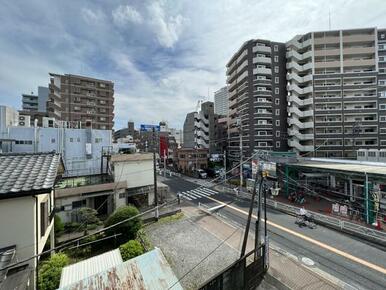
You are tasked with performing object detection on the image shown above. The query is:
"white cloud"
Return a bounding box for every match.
[112,5,143,26]
[147,1,188,48]
[81,8,105,24]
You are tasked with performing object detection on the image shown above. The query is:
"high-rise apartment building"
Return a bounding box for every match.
[287,27,386,158]
[47,73,114,130]
[214,86,229,116]
[226,39,288,160]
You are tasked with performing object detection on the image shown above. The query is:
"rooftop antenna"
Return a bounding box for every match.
[328,8,331,30]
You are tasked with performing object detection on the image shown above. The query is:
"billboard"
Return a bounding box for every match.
[252,159,277,178]
[140,124,160,132]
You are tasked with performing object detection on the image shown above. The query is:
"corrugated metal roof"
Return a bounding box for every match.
[59,249,123,288]
[58,247,183,290]
[0,152,61,195]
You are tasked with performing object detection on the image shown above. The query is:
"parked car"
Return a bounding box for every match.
[205,168,220,178]
[195,169,207,179]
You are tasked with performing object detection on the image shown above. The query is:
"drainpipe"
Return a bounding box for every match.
[34,195,39,289]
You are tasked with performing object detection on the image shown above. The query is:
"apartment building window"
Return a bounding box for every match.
[274,66,279,73]
[100,117,106,121]
[380,57,385,62]
[275,88,279,94]
[77,137,81,142]
[275,77,279,84]
[380,104,386,110]
[258,142,267,147]
[274,56,278,62]
[381,33,385,39]
[379,44,385,50]
[274,45,278,52]
[276,120,280,126]
[69,138,74,142]
[275,109,280,115]
[275,99,280,105]
[380,116,386,122]
[100,83,106,88]
[258,120,267,125]
[276,141,281,148]
[100,100,106,105]
[51,138,56,143]
[95,138,103,143]
[276,131,280,137]
[380,128,386,134]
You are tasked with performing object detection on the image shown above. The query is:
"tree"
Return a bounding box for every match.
[38,253,69,290]
[119,240,144,261]
[54,215,64,236]
[76,207,100,228]
[104,205,142,242]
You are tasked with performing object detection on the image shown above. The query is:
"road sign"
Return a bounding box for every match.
[140,124,160,132]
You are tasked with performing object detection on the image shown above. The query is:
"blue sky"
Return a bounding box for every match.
[1,0,386,129]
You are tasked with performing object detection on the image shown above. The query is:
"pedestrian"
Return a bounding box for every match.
[177,192,181,205]
[234,187,239,196]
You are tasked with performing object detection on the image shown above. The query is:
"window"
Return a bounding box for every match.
[380,128,386,134]
[380,44,385,50]
[381,116,386,122]
[274,56,278,62]
[274,66,279,73]
[276,141,281,148]
[275,99,280,105]
[40,201,48,237]
[258,120,267,125]
[274,45,278,52]
[276,120,280,126]
[77,137,80,142]
[258,142,267,147]
[51,138,56,143]
[72,200,86,209]
[95,138,103,143]
[275,77,279,84]
[276,131,280,137]
[381,33,385,39]
[275,88,279,94]
[380,104,386,110]
[69,138,73,142]
[275,109,280,115]
[380,56,385,62]
[368,151,376,157]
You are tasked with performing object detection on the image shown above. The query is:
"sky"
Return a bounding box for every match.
[1,0,386,130]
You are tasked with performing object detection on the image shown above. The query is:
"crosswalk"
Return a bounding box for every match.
[180,187,218,201]
[182,176,215,188]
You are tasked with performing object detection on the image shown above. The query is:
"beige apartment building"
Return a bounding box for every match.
[47,73,114,130]
[287,27,386,158]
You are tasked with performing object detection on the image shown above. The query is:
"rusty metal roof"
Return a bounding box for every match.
[59,249,123,288]
[58,247,183,290]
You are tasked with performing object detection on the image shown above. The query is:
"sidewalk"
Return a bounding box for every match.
[182,206,348,290]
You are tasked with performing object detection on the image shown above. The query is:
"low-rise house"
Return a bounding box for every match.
[0,152,64,289]
[174,148,209,174]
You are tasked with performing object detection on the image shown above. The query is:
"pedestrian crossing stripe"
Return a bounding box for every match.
[180,187,219,200]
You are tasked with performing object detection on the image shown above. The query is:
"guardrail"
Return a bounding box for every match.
[216,185,386,247]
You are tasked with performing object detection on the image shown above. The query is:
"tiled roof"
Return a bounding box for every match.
[0,152,61,196]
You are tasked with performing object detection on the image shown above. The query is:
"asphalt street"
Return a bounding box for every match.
[162,175,386,290]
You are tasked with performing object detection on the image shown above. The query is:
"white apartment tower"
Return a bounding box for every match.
[214,86,229,116]
[287,27,386,158]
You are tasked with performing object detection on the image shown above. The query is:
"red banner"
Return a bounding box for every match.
[159,135,168,158]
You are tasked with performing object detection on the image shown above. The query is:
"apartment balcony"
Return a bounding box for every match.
[343,59,375,67]
[253,56,271,64]
[253,45,271,54]
[314,60,341,69]
[314,49,341,57]
[253,67,272,75]
[314,36,340,45]
[342,34,375,43]
[343,46,375,55]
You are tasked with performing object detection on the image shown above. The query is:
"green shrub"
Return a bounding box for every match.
[105,206,142,243]
[38,253,69,290]
[67,235,97,259]
[64,222,81,232]
[76,207,100,226]
[119,240,144,261]
[54,215,64,236]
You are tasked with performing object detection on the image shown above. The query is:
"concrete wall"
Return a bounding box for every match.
[113,159,153,188]
[6,127,112,176]
[0,106,18,136]
[0,192,54,268]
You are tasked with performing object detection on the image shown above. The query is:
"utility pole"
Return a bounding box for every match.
[238,118,243,189]
[152,127,158,220]
[223,150,226,182]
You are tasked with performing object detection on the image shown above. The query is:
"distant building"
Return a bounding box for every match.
[0,152,64,289]
[174,147,209,173]
[183,101,218,154]
[114,121,135,141]
[0,106,18,136]
[21,86,49,112]
[47,73,114,130]
[214,86,229,116]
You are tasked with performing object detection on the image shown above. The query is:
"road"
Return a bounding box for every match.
[162,175,386,290]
